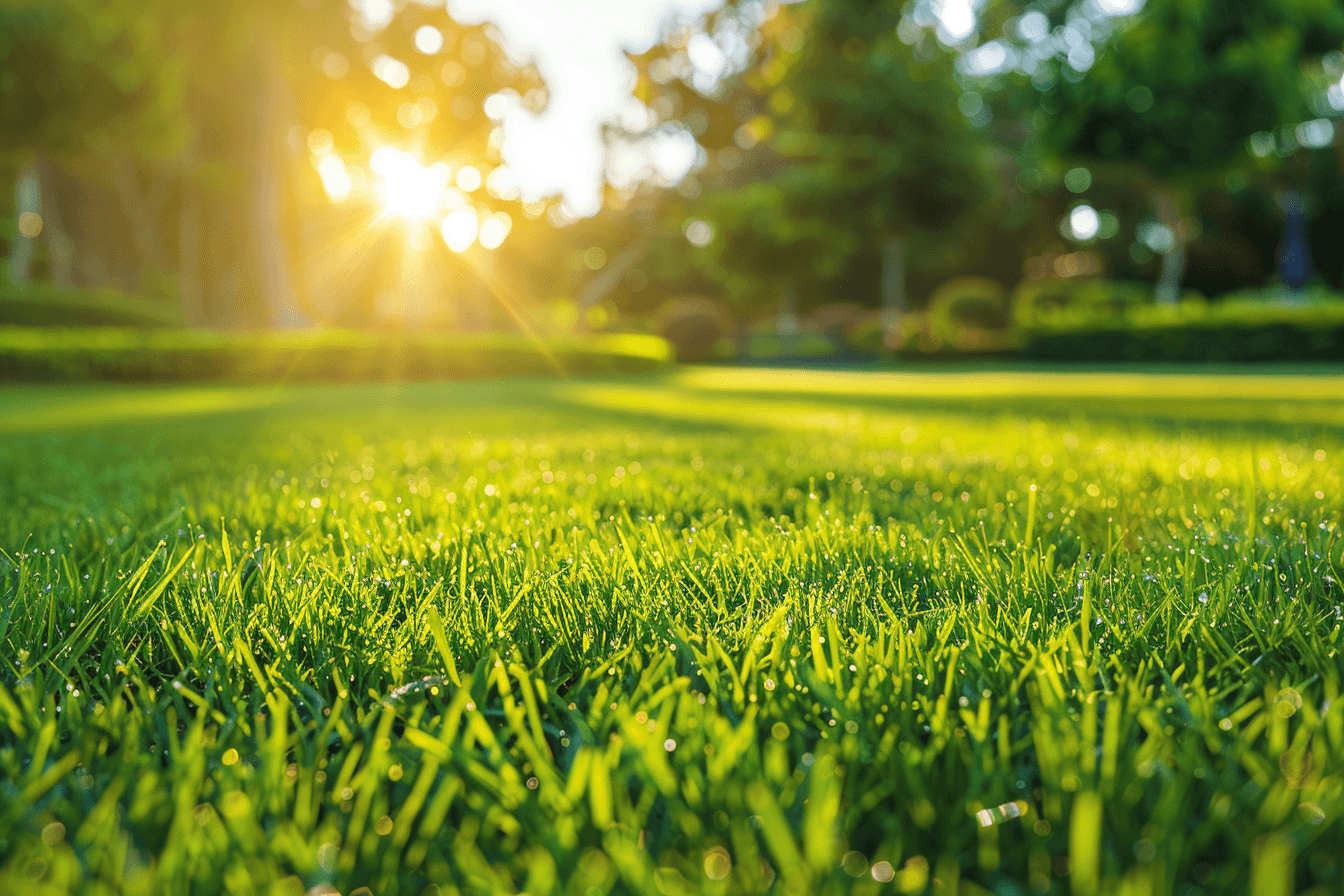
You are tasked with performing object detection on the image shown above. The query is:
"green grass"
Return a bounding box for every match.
[1,367,1342,896]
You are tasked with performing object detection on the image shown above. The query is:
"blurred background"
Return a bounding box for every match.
[3,0,1344,371]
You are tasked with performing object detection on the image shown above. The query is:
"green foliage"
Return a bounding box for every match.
[0,0,184,160]
[1041,0,1344,179]
[0,329,671,383]
[0,370,1342,893]
[687,181,859,311]
[1022,299,1344,362]
[775,0,995,239]
[844,315,888,356]
[641,0,998,319]
[927,276,1010,338]
[655,298,731,364]
[1011,278,1160,326]
[738,333,838,360]
[0,280,183,328]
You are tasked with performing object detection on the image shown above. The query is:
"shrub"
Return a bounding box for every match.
[0,279,183,328]
[742,333,836,360]
[656,297,731,363]
[1012,278,1162,325]
[1218,285,1344,306]
[928,276,1009,337]
[843,314,889,356]
[0,329,673,383]
[1021,300,1344,363]
[807,303,867,342]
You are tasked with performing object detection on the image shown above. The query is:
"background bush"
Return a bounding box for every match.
[1022,300,1344,363]
[1011,277,1163,326]
[0,279,184,328]
[0,328,672,383]
[928,275,1009,337]
[656,297,732,363]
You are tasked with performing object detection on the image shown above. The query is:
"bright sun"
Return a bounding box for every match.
[371,147,446,220]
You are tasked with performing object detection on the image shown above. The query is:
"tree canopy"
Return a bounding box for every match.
[1040,0,1344,179]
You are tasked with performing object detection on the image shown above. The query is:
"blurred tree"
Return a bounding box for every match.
[629,0,997,338]
[773,0,997,336]
[1,0,539,329]
[0,0,182,286]
[1026,0,1344,302]
[0,0,313,323]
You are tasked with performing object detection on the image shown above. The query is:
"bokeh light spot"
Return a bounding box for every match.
[684,220,714,247]
[307,129,334,156]
[441,61,467,87]
[584,247,608,270]
[347,102,372,129]
[414,26,444,55]
[372,55,411,90]
[456,166,483,193]
[1067,205,1101,241]
[478,212,513,250]
[397,102,424,129]
[441,209,479,252]
[17,213,43,239]
[1064,167,1092,193]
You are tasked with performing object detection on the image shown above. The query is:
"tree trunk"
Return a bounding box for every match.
[35,161,75,286]
[9,163,41,283]
[251,37,307,329]
[777,285,799,355]
[880,234,907,343]
[178,148,207,326]
[107,152,172,280]
[1153,192,1186,306]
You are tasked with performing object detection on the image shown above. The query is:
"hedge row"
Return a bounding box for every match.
[0,329,673,383]
[1021,302,1344,363]
[0,280,183,328]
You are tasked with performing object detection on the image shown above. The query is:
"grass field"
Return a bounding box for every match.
[1,367,1342,896]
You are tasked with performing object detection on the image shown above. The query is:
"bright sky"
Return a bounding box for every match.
[443,0,724,216]
[386,0,1146,217]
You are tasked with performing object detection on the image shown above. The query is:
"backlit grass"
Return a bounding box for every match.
[1,368,1342,895]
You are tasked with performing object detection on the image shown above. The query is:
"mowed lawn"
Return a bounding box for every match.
[1,367,1342,896]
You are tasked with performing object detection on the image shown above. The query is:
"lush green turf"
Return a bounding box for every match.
[1,368,1342,896]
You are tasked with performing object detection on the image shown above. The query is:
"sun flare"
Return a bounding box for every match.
[370,147,446,221]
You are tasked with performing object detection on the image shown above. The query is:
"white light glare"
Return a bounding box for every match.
[1136,220,1174,253]
[961,41,1012,76]
[1297,119,1336,150]
[934,0,976,44]
[684,220,714,247]
[1017,11,1049,42]
[441,209,479,253]
[354,0,394,31]
[372,55,411,90]
[1328,80,1344,112]
[1069,205,1101,241]
[317,155,352,202]
[371,148,446,220]
[478,212,513,250]
[415,26,445,55]
[1097,0,1146,16]
[456,166,483,192]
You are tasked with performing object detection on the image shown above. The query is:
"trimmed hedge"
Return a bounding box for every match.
[0,280,183,328]
[1022,301,1344,363]
[0,329,673,383]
